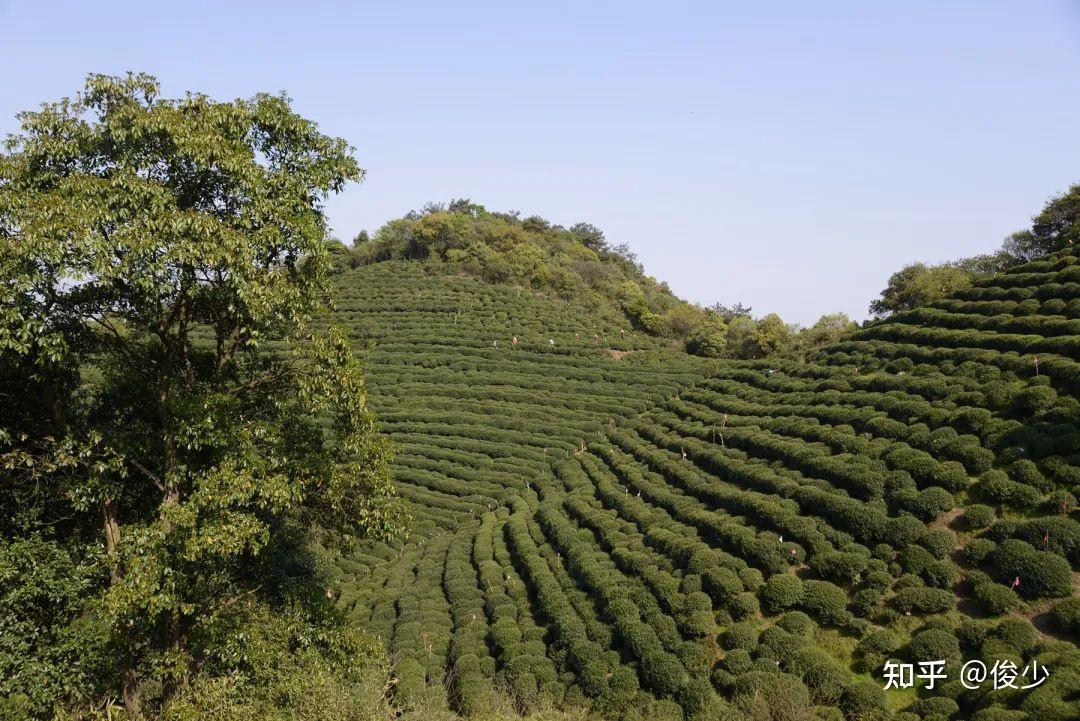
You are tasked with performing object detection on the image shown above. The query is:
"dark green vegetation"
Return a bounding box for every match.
[337,200,707,341]
[336,245,1080,721]
[0,75,405,720]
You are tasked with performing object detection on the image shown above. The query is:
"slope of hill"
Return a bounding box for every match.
[330,262,713,541]
[317,261,713,716]
[334,249,1080,721]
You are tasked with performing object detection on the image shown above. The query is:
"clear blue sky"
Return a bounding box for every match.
[3,1,1079,324]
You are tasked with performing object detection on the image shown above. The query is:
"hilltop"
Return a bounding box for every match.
[334,200,708,342]
[328,201,863,363]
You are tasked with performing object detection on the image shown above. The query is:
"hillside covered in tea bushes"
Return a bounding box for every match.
[330,247,1080,721]
[327,261,714,548]
[7,74,1080,721]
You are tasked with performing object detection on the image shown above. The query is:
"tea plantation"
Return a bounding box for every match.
[332,250,1080,721]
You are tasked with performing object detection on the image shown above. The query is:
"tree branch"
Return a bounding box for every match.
[129,458,166,493]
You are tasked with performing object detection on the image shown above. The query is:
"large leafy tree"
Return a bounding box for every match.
[1032,183,1080,252]
[0,73,406,717]
[868,262,974,318]
[748,313,791,358]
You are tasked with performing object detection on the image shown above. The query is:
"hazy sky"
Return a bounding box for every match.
[3,1,1079,324]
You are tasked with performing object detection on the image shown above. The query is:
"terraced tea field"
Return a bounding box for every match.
[328,262,713,561]
[334,251,1080,721]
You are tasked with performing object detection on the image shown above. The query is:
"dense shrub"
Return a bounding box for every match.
[709,667,736,692]
[815,706,847,721]
[965,504,997,529]
[730,591,761,620]
[907,628,961,663]
[898,486,955,521]
[991,539,1073,598]
[980,470,1042,508]
[1051,597,1080,634]
[855,630,900,673]
[801,580,850,626]
[777,611,814,637]
[1010,516,1080,565]
[863,569,893,592]
[685,318,728,358]
[761,574,805,613]
[970,708,1029,721]
[1011,459,1051,491]
[810,552,869,585]
[992,617,1038,655]
[394,658,428,710]
[720,647,754,675]
[732,671,814,721]
[851,588,881,619]
[723,622,758,651]
[788,647,850,704]
[639,650,689,698]
[913,697,960,719]
[919,528,957,560]
[956,618,989,651]
[1013,384,1058,416]
[974,581,1021,615]
[1019,667,1080,721]
[739,567,766,593]
[840,680,888,721]
[963,538,997,565]
[890,586,954,615]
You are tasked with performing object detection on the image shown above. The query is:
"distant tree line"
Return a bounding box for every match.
[685,306,860,361]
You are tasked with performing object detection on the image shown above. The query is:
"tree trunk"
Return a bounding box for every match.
[103,498,142,720]
[121,663,142,721]
[156,363,189,702]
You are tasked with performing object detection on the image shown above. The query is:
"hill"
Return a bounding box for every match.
[336,200,713,343]
[334,248,1080,721]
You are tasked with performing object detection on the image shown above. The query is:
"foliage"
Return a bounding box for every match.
[1051,597,1080,634]
[964,504,996,529]
[761,573,805,613]
[0,73,405,718]
[684,316,727,358]
[1032,183,1080,253]
[0,537,110,715]
[990,540,1073,598]
[869,263,976,318]
[869,183,1080,317]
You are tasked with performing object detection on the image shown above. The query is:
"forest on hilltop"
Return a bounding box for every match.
[2,75,1080,721]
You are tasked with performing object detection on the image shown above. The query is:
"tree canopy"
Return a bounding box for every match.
[0,73,405,718]
[869,263,975,318]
